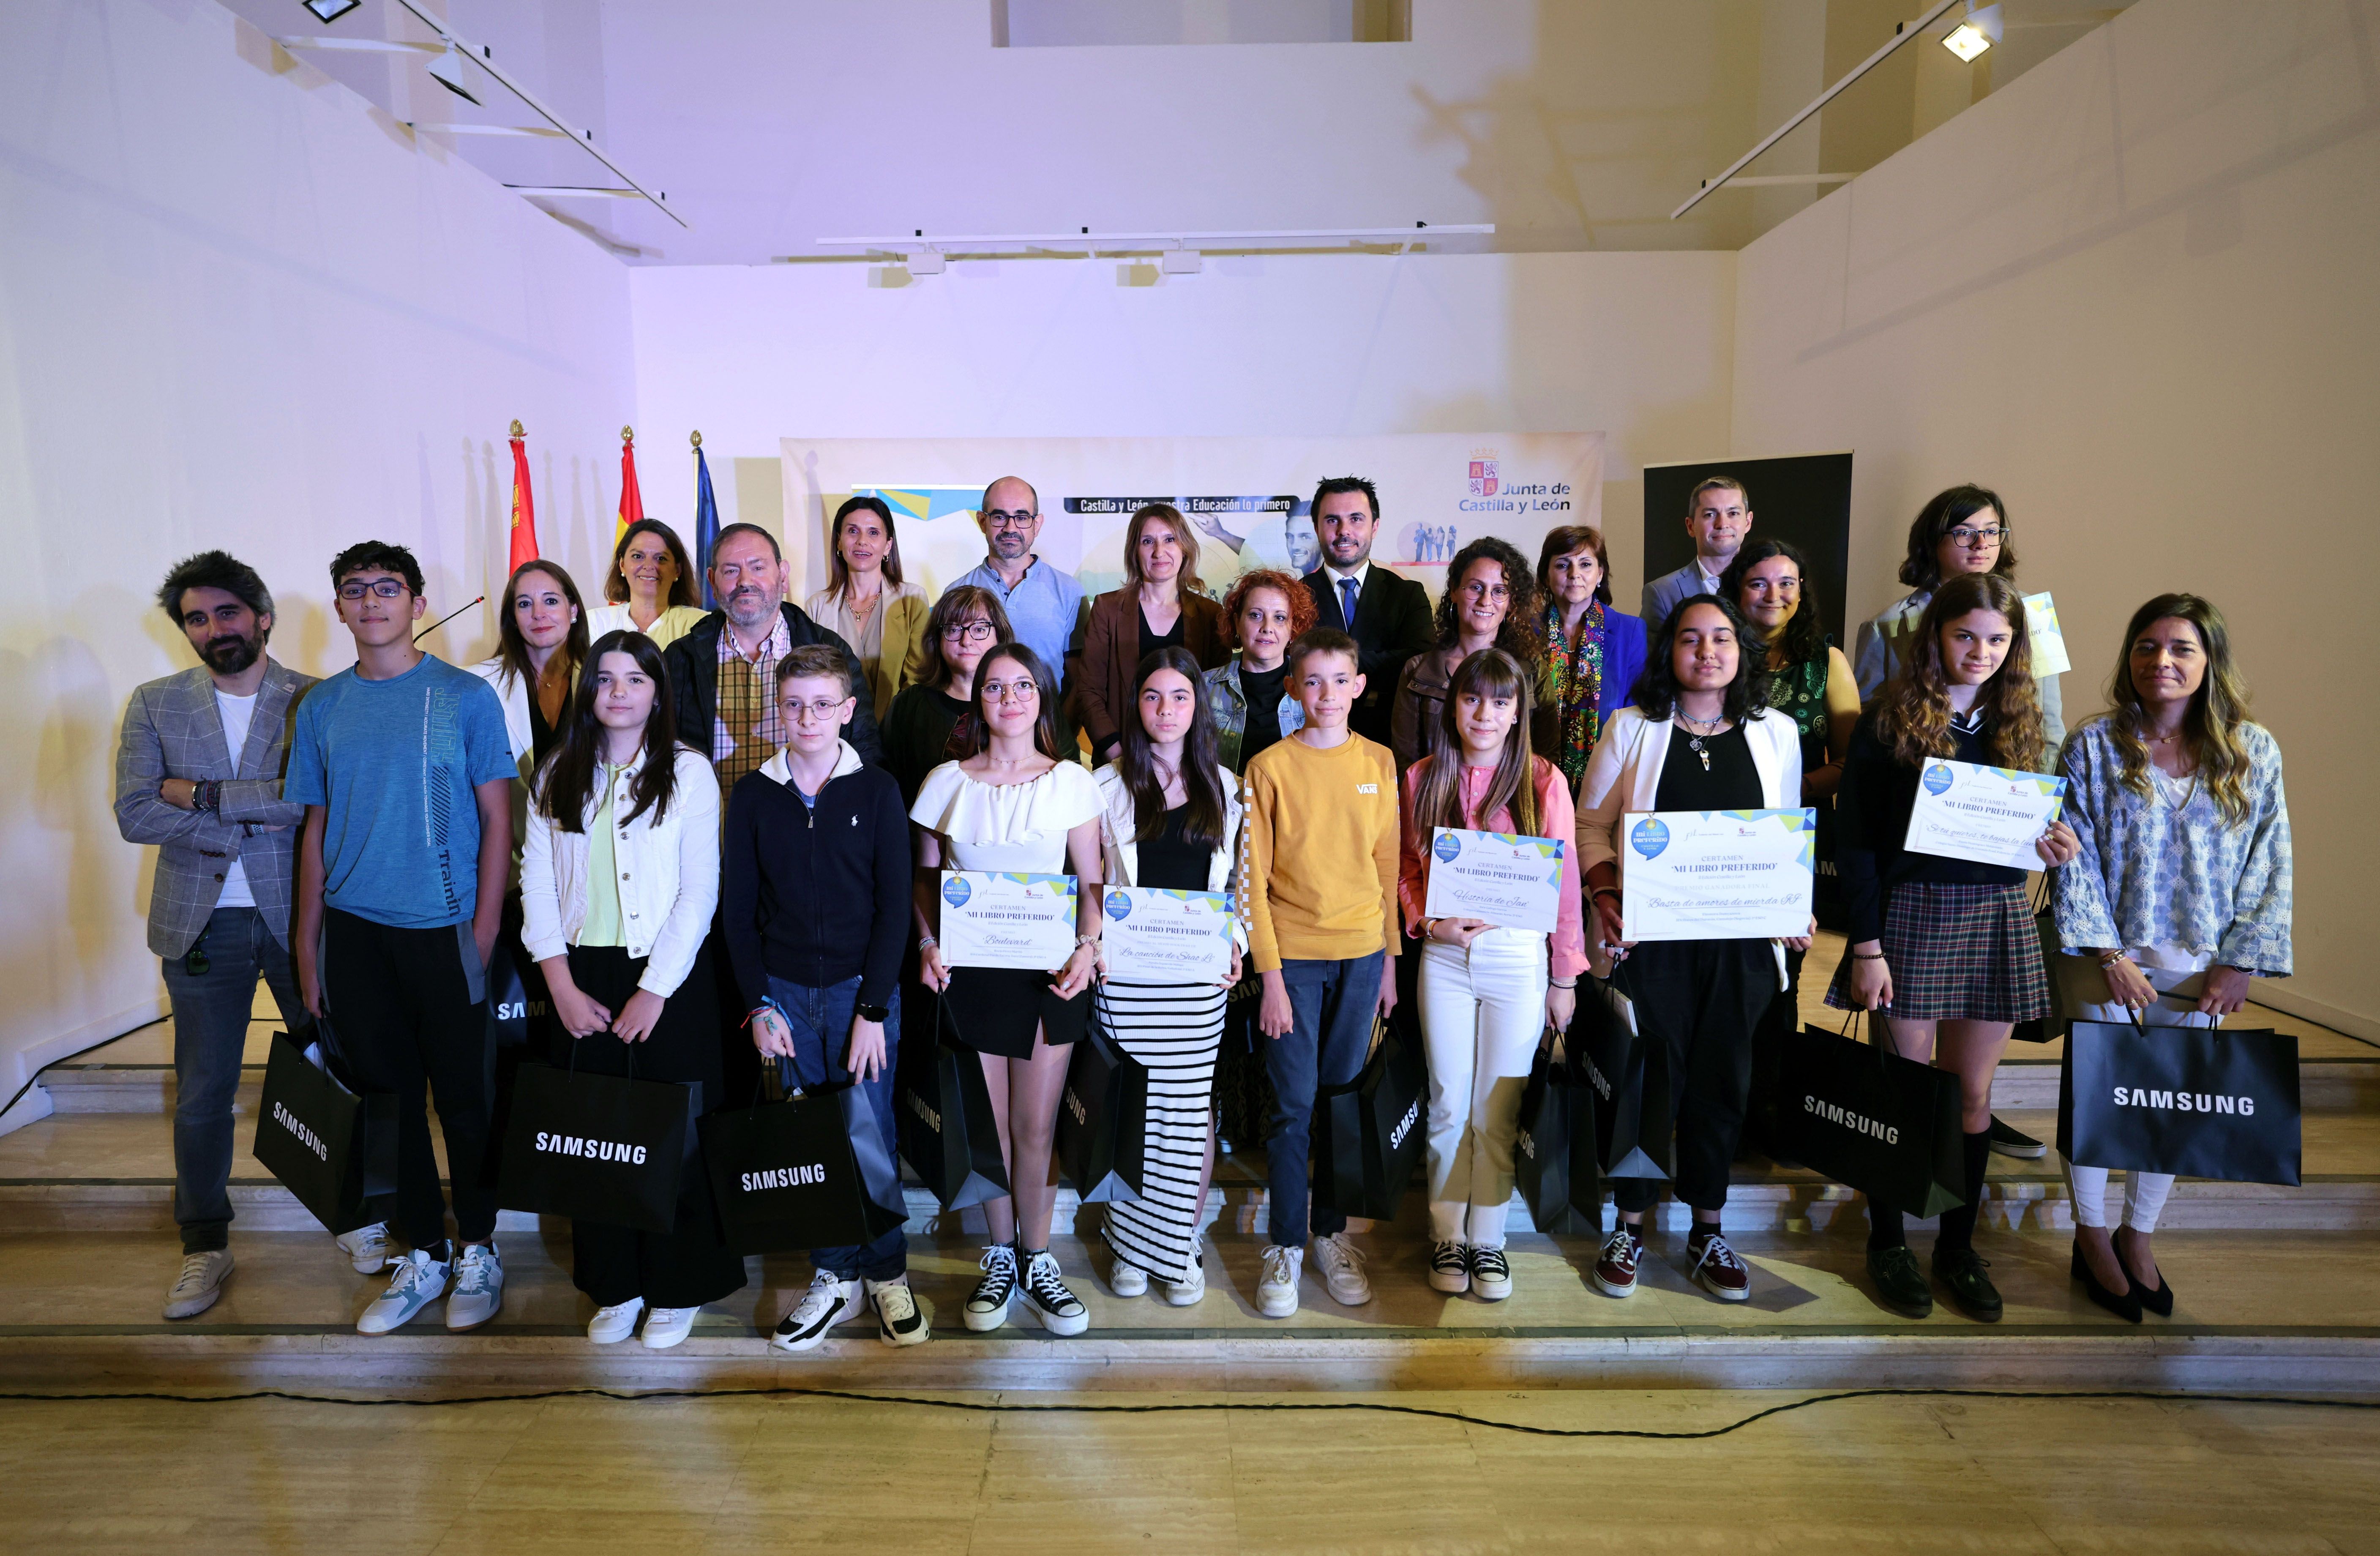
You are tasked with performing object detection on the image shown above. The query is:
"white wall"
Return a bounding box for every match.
[629,248,1738,598]
[1730,0,2380,1032]
[0,0,635,1110]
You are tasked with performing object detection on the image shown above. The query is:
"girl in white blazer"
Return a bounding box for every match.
[1573,594,1809,1309]
[1086,647,1245,1304]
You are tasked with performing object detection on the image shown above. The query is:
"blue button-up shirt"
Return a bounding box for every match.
[950,556,1086,685]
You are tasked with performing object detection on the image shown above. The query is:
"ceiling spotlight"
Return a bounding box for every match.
[907,248,946,276]
[1160,247,1202,276]
[1943,2,2000,61]
[301,0,363,20]
[425,42,483,105]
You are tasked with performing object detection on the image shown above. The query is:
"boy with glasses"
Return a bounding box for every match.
[289,543,519,1334]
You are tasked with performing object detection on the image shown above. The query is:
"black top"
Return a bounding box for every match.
[722,762,912,1010]
[1302,567,1438,745]
[880,685,972,808]
[1654,723,1762,811]
[1241,661,1291,767]
[1135,804,1211,892]
[527,689,558,766]
[1834,706,2024,943]
[1138,608,1186,664]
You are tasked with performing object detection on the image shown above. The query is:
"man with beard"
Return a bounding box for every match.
[949,477,1086,701]
[1300,476,1435,746]
[116,551,329,1320]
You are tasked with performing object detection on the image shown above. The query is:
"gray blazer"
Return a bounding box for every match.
[115,661,316,958]
[1638,559,1725,636]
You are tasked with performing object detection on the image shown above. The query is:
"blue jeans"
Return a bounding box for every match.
[1260,951,1384,1249]
[161,908,317,1253]
[767,974,906,1281]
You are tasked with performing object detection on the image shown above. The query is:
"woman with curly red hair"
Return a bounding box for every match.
[1204,568,1318,776]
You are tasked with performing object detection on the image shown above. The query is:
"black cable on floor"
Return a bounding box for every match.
[0,1385,2371,1440]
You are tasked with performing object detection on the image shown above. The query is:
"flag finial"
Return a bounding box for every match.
[691,429,703,449]
[621,425,634,444]
[509,419,524,439]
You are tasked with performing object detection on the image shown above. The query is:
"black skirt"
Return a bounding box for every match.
[942,965,1090,1058]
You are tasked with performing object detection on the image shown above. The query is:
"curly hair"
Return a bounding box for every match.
[1872,572,2045,772]
[1431,537,1544,664]
[1898,484,2020,592]
[1627,593,1772,724]
[1718,537,1829,668]
[1218,567,1318,650]
[158,551,273,624]
[2103,593,2257,824]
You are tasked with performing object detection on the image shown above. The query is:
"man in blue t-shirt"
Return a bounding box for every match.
[288,541,517,1337]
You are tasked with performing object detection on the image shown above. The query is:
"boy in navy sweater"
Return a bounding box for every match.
[721,644,920,1351]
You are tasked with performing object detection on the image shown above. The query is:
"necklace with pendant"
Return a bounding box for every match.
[1678,709,1728,771]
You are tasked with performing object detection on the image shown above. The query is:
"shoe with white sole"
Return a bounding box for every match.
[445,1244,504,1331]
[963,1244,1019,1332]
[1427,1239,1470,1294]
[336,1223,394,1275]
[1161,1248,1207,1308]
[357,1248,450,1335]
[588,1298,644,1344]
[1256,1243,1302,1319]
[641,1307,699,1349]
[1107,1254,1149,1298]
[164,1250,233,1320]
[1018,1250,1089,1337]
[1468,1245,1513,1302]
[772,1271,863,1353]
[1313,1232,1371,1305]
[867,1278,930,1346]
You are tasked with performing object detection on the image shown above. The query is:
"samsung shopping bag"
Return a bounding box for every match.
[1515,1035,1602,1235]
[1058,1018,1148,1204]
[701,1060,908,1254]
[251,1026,398,1236]
[1782,1019,1966,1218]
[894,996,1011,1210]
[2059,1013,2301,1186]
[496,1051,699,1234]
[1312,1021,1427,1221]
[1578,966,1671,1181]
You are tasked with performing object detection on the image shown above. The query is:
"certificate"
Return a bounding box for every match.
[1904,760,2067,870]
[1101,887,1235,983]
[1422,828,1567,935]
[940,871,1078,971]
[1619,809,1815,942]
[2024,592,2071,677]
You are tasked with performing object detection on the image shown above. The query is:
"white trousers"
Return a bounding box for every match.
[2064,961,2208,1234]
[1417,929,1548,1248]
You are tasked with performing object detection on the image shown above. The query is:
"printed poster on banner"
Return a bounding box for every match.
[2023,592,2072,677]
[940,871,1079,971]
[1904,761,2067,871]
[779,433,1605,606]
[1619,809,1816,942]
[1422,828,1567,934]
[1102,887,1235,983]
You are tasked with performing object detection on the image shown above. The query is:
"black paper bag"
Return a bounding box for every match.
[1059,1019,1147,1204]
[2059,1015,2301,1186]
[1782,1021,1966,1218]
[251,1028,398,1236]
[1515,1037,1602,1235]
[701,1062,909,1255]
[496,1059,699,1234]
[894,996,1011,1210]
[483,910,551,1051]
[1312,1022,1427,1222]
[1578,968,1671,1181]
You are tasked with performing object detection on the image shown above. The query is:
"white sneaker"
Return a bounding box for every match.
[336,1223,395,1275]
[588,1298,644,1344]
[1428,1239,1471,1294]
[1313,1232,1372,1305]
[641,1307,699,1349]
[772,1270,863,1353]
[164,1250,233,1320]
[445,1244,504,1331]
[963,1244,1019,1332]
[867,1278,930,1347]
[1161,1247,1207,1308]
[1256,1244,1302,1318]
[1018,1250,1089,1338]
[1108,1254,1149,1298]
[357,1248,450,1335]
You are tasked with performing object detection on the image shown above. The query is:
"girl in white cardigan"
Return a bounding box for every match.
[1575,595,1809,1307]
[519,630,737,1351]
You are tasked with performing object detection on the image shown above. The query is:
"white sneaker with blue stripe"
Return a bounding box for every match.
[356,1248,450,1335]
[445,1244,505,1331]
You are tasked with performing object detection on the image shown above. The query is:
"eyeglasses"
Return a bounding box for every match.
[1948,525,2006,548]
[940,620,996,643]
[982,679,1040,703]
[784,698,850,724]
[982,510,1038,529]
[337,580,409,601]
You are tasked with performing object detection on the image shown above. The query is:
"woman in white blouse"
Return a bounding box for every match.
[584,519,708,649]
[912,643,1105,1338]
[519,630,737,1351]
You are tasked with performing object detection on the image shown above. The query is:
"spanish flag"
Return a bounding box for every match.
[616,425,644,545]
[506,421,538,573]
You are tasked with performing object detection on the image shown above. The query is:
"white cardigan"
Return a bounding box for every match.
[520,745,721,996]
[467,656,537,775]
[1092,759,1247,951]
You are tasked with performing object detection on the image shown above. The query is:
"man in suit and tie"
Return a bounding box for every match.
[115,551,328,1320]
[1300,476,1435,746]
[1641,475,1755,633]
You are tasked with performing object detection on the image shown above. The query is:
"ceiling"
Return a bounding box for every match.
[217,0,2134,265]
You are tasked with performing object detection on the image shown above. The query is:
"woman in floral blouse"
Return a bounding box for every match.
[2056,592,2290,1321]
[1531,525,1645,792]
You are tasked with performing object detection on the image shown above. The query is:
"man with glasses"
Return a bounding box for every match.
[947,478,1086,720]
[287,542,519,1335]
[1642,476,1755,633]
[1299,475,1434,747]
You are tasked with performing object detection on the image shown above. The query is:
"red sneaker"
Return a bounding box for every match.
[1592,1226,1643,1298]
[1687,1230,1752,1302]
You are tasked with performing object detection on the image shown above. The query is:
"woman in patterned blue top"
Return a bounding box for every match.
[2055,593,2291,1320]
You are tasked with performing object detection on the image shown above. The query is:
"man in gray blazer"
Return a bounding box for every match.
[115,551,338,1320]
[1640,475,1755,633]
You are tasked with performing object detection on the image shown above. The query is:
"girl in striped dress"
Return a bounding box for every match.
[1092,647,1245,1303]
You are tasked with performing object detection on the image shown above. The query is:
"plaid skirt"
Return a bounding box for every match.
[1824,880,2050,1024]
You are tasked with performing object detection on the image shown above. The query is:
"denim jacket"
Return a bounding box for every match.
[1203,656,1305,775]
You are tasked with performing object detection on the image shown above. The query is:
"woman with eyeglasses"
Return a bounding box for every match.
[803,495,930,724]
[911,643,1105,1337]
[879,586,1015,808]
[1390,537,1545,774]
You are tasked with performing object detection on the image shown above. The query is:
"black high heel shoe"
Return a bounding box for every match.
[2071,1240,2143,1324]
[2116,1230,2175,1317]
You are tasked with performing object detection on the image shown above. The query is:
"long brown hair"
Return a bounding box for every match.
[604,519,699,608]
[1409,649,1542,839]
[1121,502,1208,595]
[1116,647,1230,850]
[495,559,590,696]
[2104,593,2256,823]
[1873,572,2044,772]
[534,630,682,834]
[961,643,1066,761]
[912,584,1015,693]
[823,495,907,601]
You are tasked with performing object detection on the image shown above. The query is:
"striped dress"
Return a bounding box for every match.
[1096,979,1226,1284]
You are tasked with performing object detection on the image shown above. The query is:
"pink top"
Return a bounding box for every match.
[1397,755,1588,978]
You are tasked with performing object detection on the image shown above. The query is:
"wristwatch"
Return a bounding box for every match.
[855,1000,891,1023]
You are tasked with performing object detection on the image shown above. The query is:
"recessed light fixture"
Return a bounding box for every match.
[301,0,362,22]
[1943,2,2000,61]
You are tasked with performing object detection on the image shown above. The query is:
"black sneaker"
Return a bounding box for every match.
[1018,1250,1089,1337]
[1866,1244,1934,1319]
[1934,1247,2003,1323]
[962,1244,1018,1332]
[1988,1117,2047,1160]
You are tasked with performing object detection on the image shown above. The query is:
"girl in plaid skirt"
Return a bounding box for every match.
[1827,573,2080,1323]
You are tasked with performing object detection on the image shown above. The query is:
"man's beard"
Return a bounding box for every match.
[724,586,776,625]
[201,631,263,675]
[990,533,1031,559]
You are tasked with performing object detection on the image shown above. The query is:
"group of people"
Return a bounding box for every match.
[115,466,2290,1346]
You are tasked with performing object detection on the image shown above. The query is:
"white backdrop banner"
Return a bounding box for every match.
[777,434,1605,606]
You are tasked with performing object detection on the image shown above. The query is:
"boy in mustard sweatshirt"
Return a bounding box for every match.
[1241,628,1400,1319]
